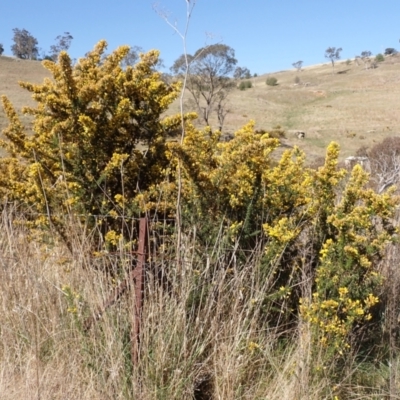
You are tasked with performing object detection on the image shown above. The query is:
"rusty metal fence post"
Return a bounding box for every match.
[131,216,148,365]
[84,217,148,368]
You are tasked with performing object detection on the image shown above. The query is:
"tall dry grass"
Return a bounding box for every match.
[0,204,399,399]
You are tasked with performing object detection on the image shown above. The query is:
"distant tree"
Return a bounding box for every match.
[121,45,143,68]
[171,43,237,131]
[361,50,372,58]
[325,47,342,74]
[384,48,397,56]
[360,50,372,69]
[11,28,39,60]
[49,32,73,61]
[292,60,303,72]
[233,66,251,79]
[0,43,4,56]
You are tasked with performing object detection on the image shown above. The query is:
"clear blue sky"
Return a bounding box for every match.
[1,0,399,75]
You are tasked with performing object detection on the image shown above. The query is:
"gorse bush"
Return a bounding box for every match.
[0,41,186,247]
[266,76,278,86]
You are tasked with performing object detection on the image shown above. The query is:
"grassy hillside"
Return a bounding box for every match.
[187,54,400,162]
[0,56,50,131]
[2,53,400,162]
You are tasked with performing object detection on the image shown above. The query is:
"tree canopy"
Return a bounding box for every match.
[171,43,238,130]
[11,28,39,59]
[292,60,303,72]
[325,46,342,73]
[49,32,73,61]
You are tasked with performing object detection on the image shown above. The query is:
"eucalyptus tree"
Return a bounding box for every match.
[171,43,238,131]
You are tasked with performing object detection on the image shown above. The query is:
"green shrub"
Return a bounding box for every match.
[266,77,278,86]
[375,53,384,62]
[238,80,252,90]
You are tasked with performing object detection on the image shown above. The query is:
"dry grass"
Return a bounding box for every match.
[0,204,398,399]
[0,56,50,134]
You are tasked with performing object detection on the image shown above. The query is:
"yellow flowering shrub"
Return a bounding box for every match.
[166,130,397,357]
[300,160,397,363]
[0,41,186,246]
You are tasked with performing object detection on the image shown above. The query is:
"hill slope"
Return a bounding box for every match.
[1,54,400,162]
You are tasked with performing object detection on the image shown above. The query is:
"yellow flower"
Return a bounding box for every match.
[247,341,260,354]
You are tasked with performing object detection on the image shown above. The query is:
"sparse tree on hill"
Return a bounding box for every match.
[385,48,397,56]
[11,28,39,60]
[360,50,372,69]
[292,60,303,72]
[49,32,73,61]
[171,43,237,131]
[0,43,4,55]
[325,47,342,74]
[233,66,251,79]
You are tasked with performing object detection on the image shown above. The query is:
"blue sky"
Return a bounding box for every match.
[1,0,399,75]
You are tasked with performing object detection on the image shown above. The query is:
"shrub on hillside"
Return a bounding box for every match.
[375,53,385,62]
[266,76,278,86]
[238,80,252,90]
[0,43,4,55]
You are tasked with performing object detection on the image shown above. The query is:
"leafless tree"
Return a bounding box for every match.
[357,137,400,193]
[325,47,342,74]
[11,28,39,60]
